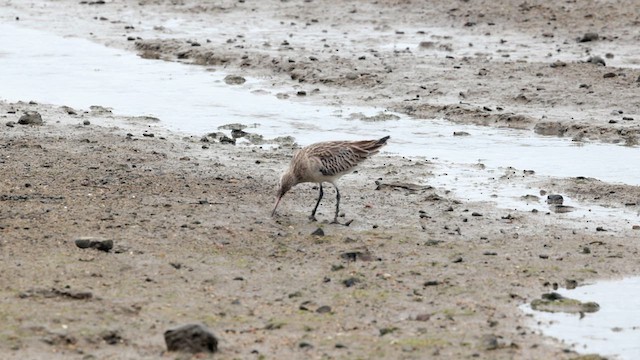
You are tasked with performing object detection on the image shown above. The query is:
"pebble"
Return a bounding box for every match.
[224,75,246,85]
[633,225,640,230]
[342,277,360,287]
[345,72,359,80]
[546,194,563,205]
[481,334,499,350]
[579,32,599,42]
[311,227,324,236]
[83,120,91,126]
[603,72,617,78]
[6,121,15,127]
[453,131,470,136]
[18,111,43,125]
[75,237,114,252]
[164,324,218,353]
[316,305,332,314]
[586,56,605,66]
[340,250,373,261]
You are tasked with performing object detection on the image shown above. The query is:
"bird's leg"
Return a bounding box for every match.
[309,183,323,221]
[331,186,341,224]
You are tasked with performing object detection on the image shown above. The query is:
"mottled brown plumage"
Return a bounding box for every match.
[272,136,390,222]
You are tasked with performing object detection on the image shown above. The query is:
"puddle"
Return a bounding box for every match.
[523,277,640,359]
[429,162,640,230]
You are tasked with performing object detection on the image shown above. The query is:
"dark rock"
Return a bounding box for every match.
[164,324,218,354]
[603,72,617,78]
[6,121,15,127]
[453,131,470,136]
[565,279,578,289]
[219,135,236,145]
[550,205,575,213]
[550,60,566,68]
[224,75,246,85]
[415,313,431,321]
[340,250,373,262]
[481,334,499,350]
[142,133,154,137]
[316,305,332,314]
[18,111,43,125]
[101,330,123,345]
[299,342,313,348]
[546,194,564,205]
[423,280,440,286]
[579,32,599,42]
[20,287,93,300]
[586,56,605,66]
[311,227,324,236]
[342,277,360,287]
[231,129,248,138]
[379,327,397,336]
[75,237,114,252]
[531,293,599,313]
[83,120,91,126]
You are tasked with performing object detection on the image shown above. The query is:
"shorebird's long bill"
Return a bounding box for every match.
[271,196,282,217]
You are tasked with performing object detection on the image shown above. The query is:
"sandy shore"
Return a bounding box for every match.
[1,1,640,359]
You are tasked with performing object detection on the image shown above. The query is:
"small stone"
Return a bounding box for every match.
[451,256,463,263]
[603,72,617,78]
[6,121,15,127]
[342,277,360,287]
[415,314,431,321]
[586,56,605,66]
[453,131,470,136]
[75,237,114,252]
[316,305,332,314]
[379,327,397,336]
[482,334,499,350]
[423,280,440,286]
[632,225,640,230]
[83,120,91,126]
[546,194,564,205]
[345,72,359,80]
[579,32,599,42]
[224,75,246,85]
[142,133,154,137]
[164,324,218,353]
[550,60,566,68]
[296,90,307,96]
[311,227,324,236]
[18,111,43,125]
[219,135,236,145]
[565,279,578,289]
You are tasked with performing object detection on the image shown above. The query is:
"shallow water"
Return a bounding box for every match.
[523,277,640,359]
[1,21,640,360]
[1,24,638,187]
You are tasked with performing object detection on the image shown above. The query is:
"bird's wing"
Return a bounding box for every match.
[308,142,373,176]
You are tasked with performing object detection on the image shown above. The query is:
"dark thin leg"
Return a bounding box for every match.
[332,186,341,223]
[310,183,323,221]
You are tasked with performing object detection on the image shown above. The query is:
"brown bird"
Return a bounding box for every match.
[272,136,390,223]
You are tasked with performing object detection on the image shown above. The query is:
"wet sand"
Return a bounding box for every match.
[1,1,639,359]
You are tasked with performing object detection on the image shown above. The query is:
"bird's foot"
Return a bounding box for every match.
[331,219,353,226]
[308,215,318,222]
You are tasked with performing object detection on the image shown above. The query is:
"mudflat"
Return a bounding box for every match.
[1,1,639,359]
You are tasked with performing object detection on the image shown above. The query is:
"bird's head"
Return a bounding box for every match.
[272,171,296,217]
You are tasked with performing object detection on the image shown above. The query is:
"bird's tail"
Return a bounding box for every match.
[376,135,390,145]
